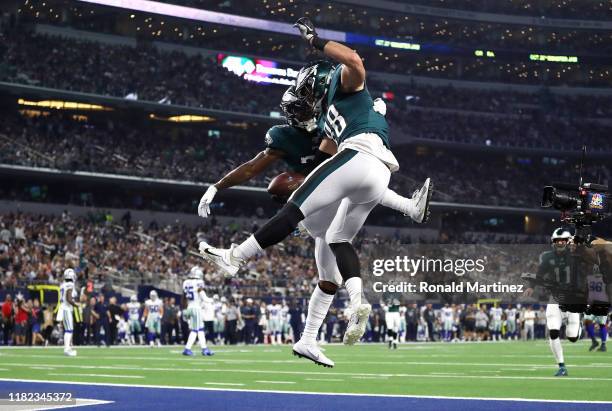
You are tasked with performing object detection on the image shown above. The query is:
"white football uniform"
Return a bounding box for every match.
[546,304,581,338]
[490,307,503,332]
[127,301,142,333]
[145,298,163,333]
[183,279,205,331]
[56,281,77,332]
[505,307,518,334]
[441,307,454,331]
[268,304,282,333]
[585,273,609,324]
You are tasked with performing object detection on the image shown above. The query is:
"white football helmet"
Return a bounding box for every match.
[150,290,158,300]
[551,228,572,251]
[189,266,204,280]
[130,295,138,303]
[63,268,76,282]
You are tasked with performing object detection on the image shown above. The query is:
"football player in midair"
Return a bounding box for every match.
[199,83,429,366]
[199,17,433,367]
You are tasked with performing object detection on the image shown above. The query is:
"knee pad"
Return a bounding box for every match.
[549,329,560,340]
[329,242,360,281]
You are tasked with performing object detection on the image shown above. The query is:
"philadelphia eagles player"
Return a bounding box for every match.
[383,294,401,349]
[182,266,214,356]
[57,268,78,356]
[198,79,431,365]
[200,17,433,367]
[525,228,582,376]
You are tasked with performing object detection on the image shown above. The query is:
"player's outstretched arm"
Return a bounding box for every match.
[214,150,283,190]
[198,149,283,218]
[294,17,365,93]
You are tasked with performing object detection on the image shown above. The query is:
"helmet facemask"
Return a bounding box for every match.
[280,86,318,132]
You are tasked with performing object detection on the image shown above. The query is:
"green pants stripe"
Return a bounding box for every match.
[291,149,358,207]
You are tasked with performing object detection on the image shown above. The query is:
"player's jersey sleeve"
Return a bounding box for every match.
[265,125,293,153]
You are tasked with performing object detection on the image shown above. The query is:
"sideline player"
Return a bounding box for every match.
[199,18,432,367]
[182,266,214,356]
[489,303,503,341]
[57,268,78,356]
[440,304,454,342]
[505,304,518,340]
[268,299,283,345]
[383,295,401,349]
[127,295,142,345]
[585,265,608,352]
[143,290,164,347]
[525,228,582,376]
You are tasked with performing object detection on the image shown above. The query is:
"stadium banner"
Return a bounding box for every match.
[362,243,612,307]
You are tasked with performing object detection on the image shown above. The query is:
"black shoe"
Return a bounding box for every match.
[598,344,607,352]
[388,340,392,349]
[589,340,600,352]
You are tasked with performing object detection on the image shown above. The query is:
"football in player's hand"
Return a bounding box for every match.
[267,172,305,198]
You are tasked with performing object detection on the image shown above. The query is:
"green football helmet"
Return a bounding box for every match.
[294,60,335,113]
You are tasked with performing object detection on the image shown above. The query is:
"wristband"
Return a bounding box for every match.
[311,36,328,51]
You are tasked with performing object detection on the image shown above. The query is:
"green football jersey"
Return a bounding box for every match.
[265,125,320,174]
[537,250,572,285]
[320,65,390,147]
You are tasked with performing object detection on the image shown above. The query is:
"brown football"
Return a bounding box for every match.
[267,172,305,197]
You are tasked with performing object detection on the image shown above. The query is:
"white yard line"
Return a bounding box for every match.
[3,362,612,382]
[204,382,245,386]
[305,378,344,382]
[1,378,612,404]
[48,373,144,379]
[5,352,611,369]
[255,380,296,384]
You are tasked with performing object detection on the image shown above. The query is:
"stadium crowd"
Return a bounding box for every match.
[20,0,612,54]
[1,109,610,208]
[2,28,611,151]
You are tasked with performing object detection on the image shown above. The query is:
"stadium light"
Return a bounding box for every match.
[17,98,111,111]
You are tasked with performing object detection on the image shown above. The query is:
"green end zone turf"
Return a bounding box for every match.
[1,341,611,402]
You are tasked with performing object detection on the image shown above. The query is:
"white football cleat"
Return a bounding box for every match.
[410,177,433,224]
[343,303,371,345]
[292,340,334,368]
[64,350,77,357]
[198,241,242,277]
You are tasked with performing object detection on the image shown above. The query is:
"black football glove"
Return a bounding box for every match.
[294,17,317,44]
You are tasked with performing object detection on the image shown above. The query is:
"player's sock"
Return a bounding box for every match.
[549,338,564,364]
[601,326,608,343]
[301,286,334,344]
[148,333,154,346]
[344,277,363,309]
[64,332,72,352]
[197,330,208,349]
[185,331,197,350]
[587,322,596,341]
[234,235,264,260]
[380,189,416,217]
